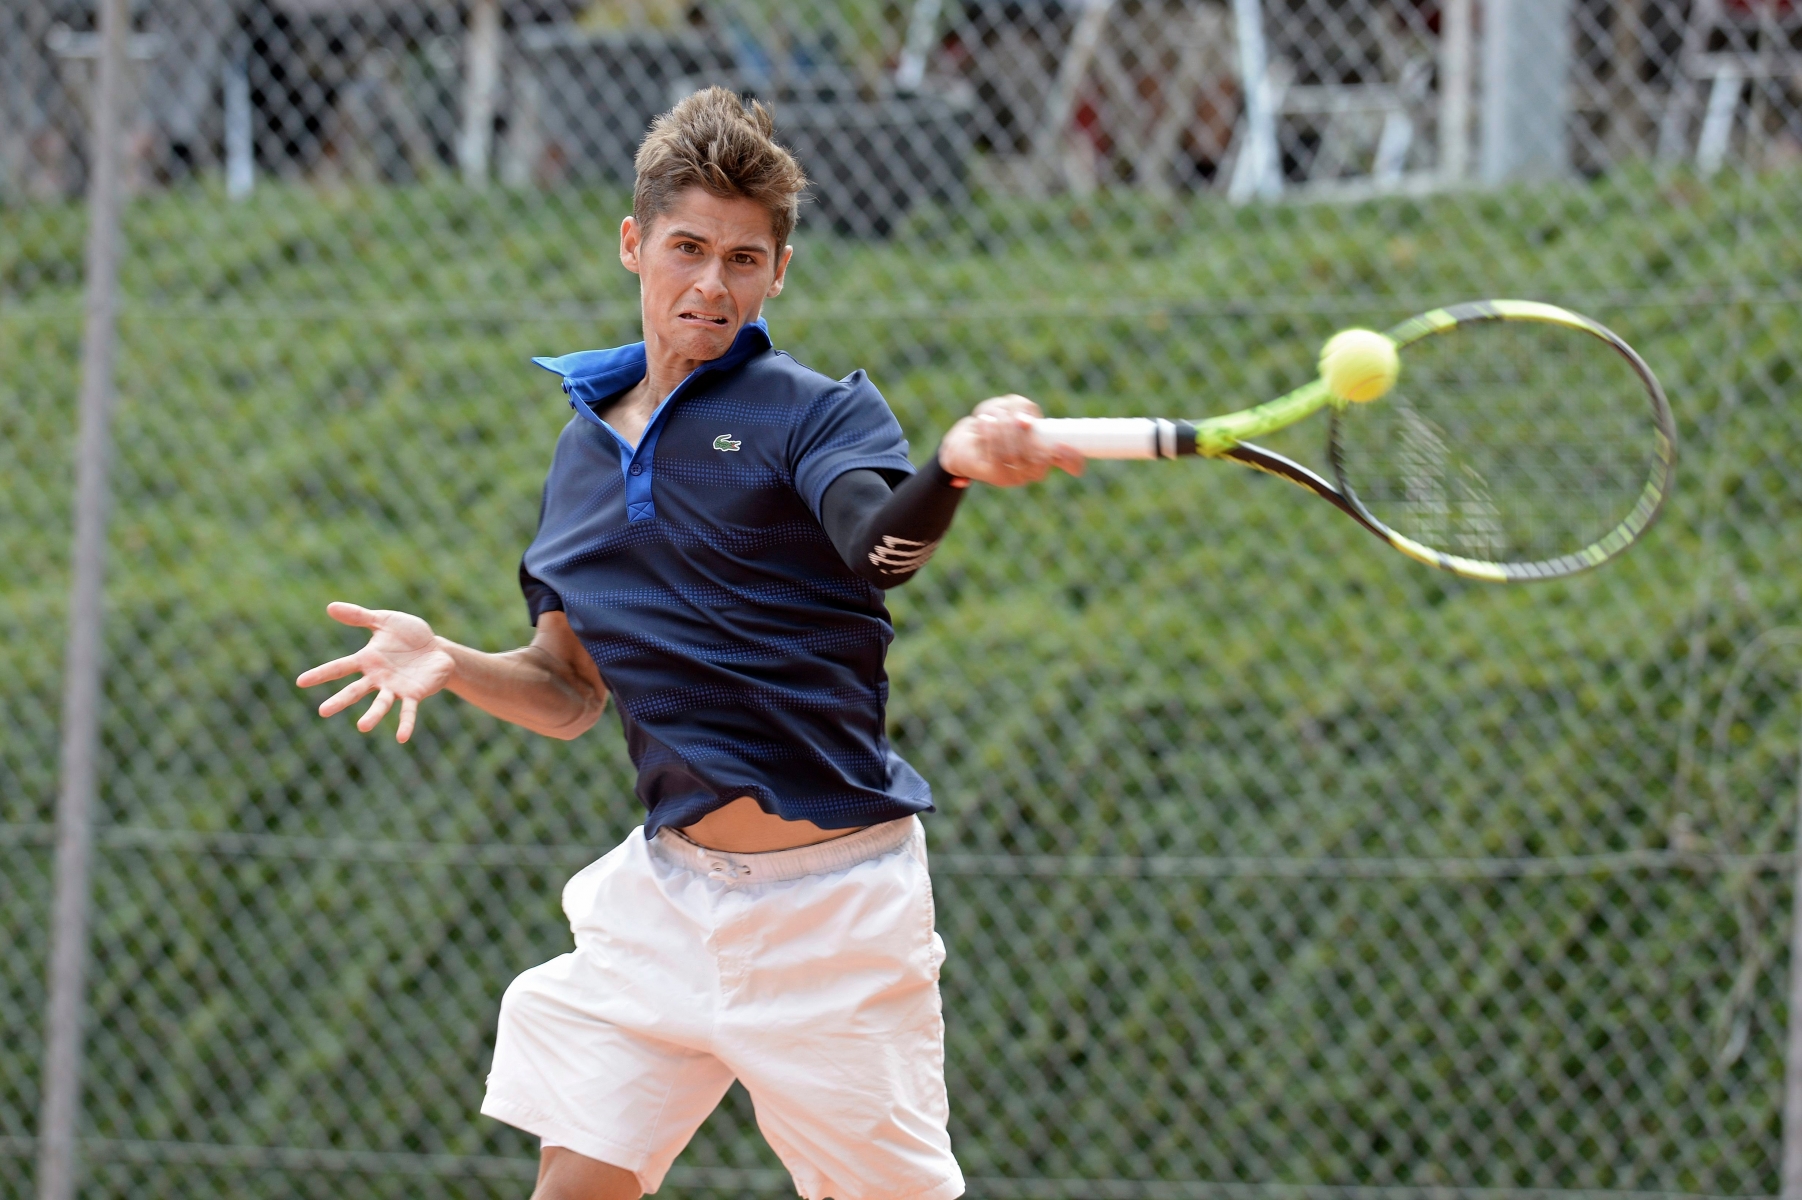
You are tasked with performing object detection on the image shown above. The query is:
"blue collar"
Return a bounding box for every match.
[528,318,773,523]
[530,318,772,413]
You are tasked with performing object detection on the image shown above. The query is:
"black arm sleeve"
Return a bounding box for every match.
[820,452,968,589]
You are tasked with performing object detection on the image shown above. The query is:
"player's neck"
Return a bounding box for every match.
[638,304,763,409]
[640,351,703,408]
[606,313,758,446]
[594,377,662,449]
[599,336,713,446]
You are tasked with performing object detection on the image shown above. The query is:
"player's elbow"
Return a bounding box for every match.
[538,688,608,740]
[849,559,914,589]
[539,713,600,741]
[852,535,941,589]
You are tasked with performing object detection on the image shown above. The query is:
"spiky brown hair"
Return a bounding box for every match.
[633,87,808,247]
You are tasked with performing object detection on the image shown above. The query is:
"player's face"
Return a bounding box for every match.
[620,189,792,367]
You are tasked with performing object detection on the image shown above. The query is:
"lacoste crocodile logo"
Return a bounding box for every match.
[713,434,742,452]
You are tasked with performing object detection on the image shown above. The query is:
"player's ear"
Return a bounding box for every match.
[766,245,793,299]
[619,216,643,275]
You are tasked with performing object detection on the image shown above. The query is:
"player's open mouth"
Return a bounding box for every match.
[679,312,731,325]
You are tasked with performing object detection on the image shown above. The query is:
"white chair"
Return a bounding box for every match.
[1658,0,1802,175]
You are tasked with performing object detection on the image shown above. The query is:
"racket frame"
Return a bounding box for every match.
[1033,299,1678,583]
[1329,300,1677,582]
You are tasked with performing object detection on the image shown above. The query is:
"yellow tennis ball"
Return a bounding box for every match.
[1319,329,1400,403]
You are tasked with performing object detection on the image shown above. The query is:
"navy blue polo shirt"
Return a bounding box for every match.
[521,319,934,835]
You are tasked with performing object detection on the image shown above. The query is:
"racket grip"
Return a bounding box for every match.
[1034,418,1196,459]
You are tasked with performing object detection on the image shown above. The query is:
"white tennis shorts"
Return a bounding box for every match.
[481,816,962,1200]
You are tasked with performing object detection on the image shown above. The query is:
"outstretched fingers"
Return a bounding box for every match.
[296,653,362,689]
[319,675,377,718]
[358,689,396,733]
[300,601,444,739]
[325,601,383,629]
[396,697,420,744]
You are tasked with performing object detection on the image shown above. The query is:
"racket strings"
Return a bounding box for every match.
[1334,321,1659,567]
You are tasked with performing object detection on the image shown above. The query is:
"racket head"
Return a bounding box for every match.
[1326,300,1677,582]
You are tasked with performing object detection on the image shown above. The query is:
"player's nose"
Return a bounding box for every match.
[693,257,730,299]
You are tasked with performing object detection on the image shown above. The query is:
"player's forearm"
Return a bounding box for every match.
[822,454,967,588]
[437,639,607,739]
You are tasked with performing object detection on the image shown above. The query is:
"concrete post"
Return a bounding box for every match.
[1479,0,1573,183]
[37,0,130,1195]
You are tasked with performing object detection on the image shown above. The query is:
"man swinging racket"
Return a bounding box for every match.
[297,88,1082,1200]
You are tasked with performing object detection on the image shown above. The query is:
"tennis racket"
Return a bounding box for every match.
[1034,299,1677,582]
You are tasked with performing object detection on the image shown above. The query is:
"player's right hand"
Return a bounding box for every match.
[295,602,454,743]
[939,394,1085,487]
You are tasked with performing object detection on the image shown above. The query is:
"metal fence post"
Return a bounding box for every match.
[1438,0,1473,181]
[1228,0,1282,201]
[224,34,254,201]
[457,0,502,186]
[1479,0,1574,182]
[1783,659,1802,1200]
[37,0,129,1195]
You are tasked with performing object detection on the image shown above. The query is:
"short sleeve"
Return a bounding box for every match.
[790,370,916,519]
[519,558,564,626]
[519,474,566,626]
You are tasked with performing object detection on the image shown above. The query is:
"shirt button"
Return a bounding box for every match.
[629,463,643,476]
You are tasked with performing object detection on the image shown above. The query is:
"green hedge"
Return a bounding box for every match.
[2,166,1799,1196]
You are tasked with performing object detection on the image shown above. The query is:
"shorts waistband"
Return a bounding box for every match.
[649,816,918,885]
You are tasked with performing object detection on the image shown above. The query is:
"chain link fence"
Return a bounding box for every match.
[4,0,1802,1197]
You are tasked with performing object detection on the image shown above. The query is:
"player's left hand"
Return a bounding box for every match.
[296,602,455,743]
[938,394,1085,487]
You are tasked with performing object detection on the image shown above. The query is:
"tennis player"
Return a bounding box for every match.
[297,87,1080,1200]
